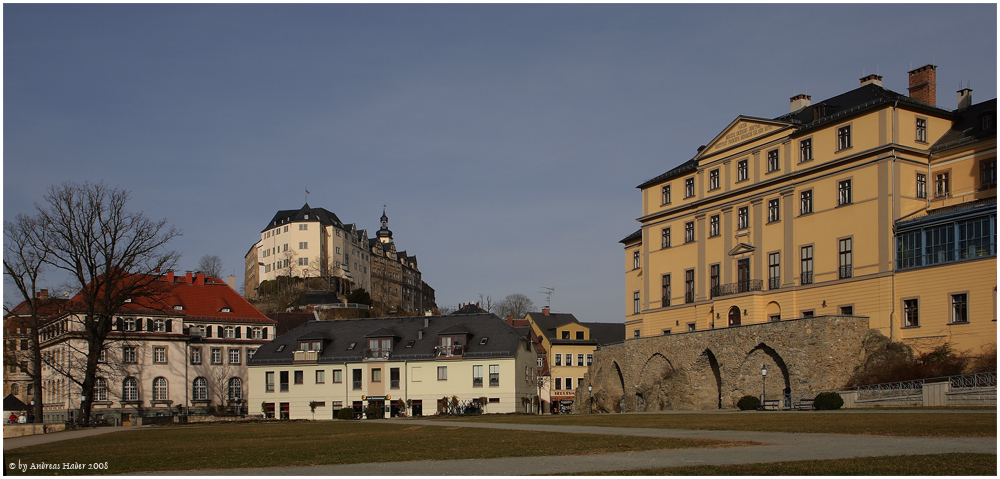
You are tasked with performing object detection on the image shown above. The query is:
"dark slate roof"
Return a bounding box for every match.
[4,394,28,411]
[930,99,997,153]
[896,197,996,229]
[266,312,315,336]
[527,312,581,341]
[583,322,626,346]
[249,313,523,365]
[262,203,343,232]
[620,229,642,245]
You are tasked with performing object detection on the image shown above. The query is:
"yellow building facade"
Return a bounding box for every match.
[624,65,995,355]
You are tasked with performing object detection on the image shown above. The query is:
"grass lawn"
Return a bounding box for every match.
[3,421,742,475]
[585,453,998,475]
[442,411,997,437]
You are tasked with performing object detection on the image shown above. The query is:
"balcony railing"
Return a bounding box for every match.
[364,348,391,360]
[711,280,763,297]
[684,291,694,303]
[489,373,499,387]
[801,271,813,285]
[435,344,464,358]
[352,380,362,390]
[390,380,400,389]
[472,377,483,387]
[839,265,852,279]
[293,350,318,362]
[768,277,781,290]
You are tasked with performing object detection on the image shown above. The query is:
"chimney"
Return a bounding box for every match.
[226,275,236,290]
[957,87,973,110]
[542,307,550,316]
[859,73,883,87]
[789,94,811,112]
[908,64,937,106]
[185,271,193,284]
[195,273,205,286]
[38,289,49,300]
[165,271,174,283]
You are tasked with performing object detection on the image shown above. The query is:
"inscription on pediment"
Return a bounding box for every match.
[713,122,777,151]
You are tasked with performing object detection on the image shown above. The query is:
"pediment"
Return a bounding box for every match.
[698,117,793,158]
[728,242,756,256]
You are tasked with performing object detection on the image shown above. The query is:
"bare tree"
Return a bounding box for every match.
[3,213,50,422]
[34,182,180,426]
[477,293,495,314]
[496,293,535,320]
[196,255,224,279]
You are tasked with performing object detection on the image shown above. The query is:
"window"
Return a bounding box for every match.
[565,377,573,391]
[473,365,483,387]
[633,329,640,339]
[554,353,562,366]
[368,338,392,356]
[839,238,853,279]
[229,348,241,364]
[153,346,167,364]
[767,199,780,223]
[371,368,381,383]
[152,377,168,401]
[685,269,695,303]
[708,215,720,237]
[801,310,815,318]
[561,330,570,340]
[684,222,695,243]
[710,264,720,297]
[633,251,640,269]
[123,317,137,331]
[298,242,308,249]
[799,138,813,163]
[896,230,922,269]
[489,364,499,387]
[768,252,780,290]
[575,354,583,366]
[684,178,695,198]
[123,377,138,402]
[586,354,593,366]
[332,369,342,383]
[95,378,108,402]
[555,378,562,390]
[837,125,852,150]
[661,228,671,248]
[737,207,749,229]
[709,169,720,190]
[981,159,997,190]
[265,372,274,392]
[661,274,671,307]
[838,179,852,206]
[633,291,640,314]
[251,327,263,339]
[298,257,309,266]
[767,149,779,172]
[191,347,202,365]
[193,377,208,401]
[661,185,671,205]
[737,159,748,182]
[299,224,307,230]
[935,172,950,197]
[915,118,927,143]
[224,326,235,338]
[687,323,696,332]
[390,367,400,389]
[437,366,447,381]
[228,378,243,401]
[211,348,222,364]
[154,319,166,332]
[916,173,927,199]
[800,190,813,215]
[840,305,854,315]
[926,224,954,264]
[903,299,919,327]
[123,346,137,363]
[951,293,968,323]
[959,216,991,259]
[280,371,289,392]
[537,357,543,368]
[800,245,814,285]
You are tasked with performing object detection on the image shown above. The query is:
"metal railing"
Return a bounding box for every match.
[949,371,996,389]
[838,265,852,279]
[800,271,813,285]
[711,279,763,297]
[768,277,781,290]
[852,371,997,401]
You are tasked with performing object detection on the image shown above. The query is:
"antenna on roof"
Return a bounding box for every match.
[539,286,555,309]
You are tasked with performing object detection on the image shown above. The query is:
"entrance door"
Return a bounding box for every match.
[121,413,132,427]
[728,306,742,326]
[737,259,750,292]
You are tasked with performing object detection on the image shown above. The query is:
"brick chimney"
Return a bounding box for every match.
[165,271,175,282]
[195,273,205,286]
[957,87,973,110]
[185,271,193,284]
[542,307,550,316]
[860,73,883,87]
[790,94,811,112]
[908,64,937,106]
[38,289,49,300]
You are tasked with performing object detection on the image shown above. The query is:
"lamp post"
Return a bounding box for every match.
[29,400,35,423]
[761,364,768,409]
[588,384,593,414]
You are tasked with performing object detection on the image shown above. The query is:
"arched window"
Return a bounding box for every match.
[95,378,108,402]
[122,377,138,402]
[192,377,208,401]
[153,377,168,401]
[228,377,242,401]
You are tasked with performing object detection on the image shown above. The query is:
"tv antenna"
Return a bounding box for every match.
[539,286,555,308]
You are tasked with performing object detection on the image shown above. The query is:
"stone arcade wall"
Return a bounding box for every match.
[576,315,874,412]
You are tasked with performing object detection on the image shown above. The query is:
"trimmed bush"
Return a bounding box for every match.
[336,408,355,420]
[813,392,844,410]
[736,395,761,411]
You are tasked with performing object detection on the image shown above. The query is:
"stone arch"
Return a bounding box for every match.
[700,349,723,409]
[765,301,781,321]
[728,306,741,326]
[600,361,625,413]
[637,353,676,411]
[733,343,791,407]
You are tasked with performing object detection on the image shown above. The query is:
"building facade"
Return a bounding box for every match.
[3,290,67,407]
[35,272,275,424]
[248,313,536,419]
[623,65,995,355]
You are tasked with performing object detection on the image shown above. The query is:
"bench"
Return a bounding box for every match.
[795,398,815,410]
[761,399,781,410]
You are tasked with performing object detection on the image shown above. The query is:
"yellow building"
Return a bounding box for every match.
[623,65,995,355]
[525,309,623,413]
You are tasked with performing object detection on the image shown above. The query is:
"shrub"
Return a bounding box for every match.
[813,392,844,410]
[336,408,354,420]
[736,395,760,411]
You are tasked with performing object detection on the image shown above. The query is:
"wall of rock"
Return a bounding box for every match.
[576,315,876,412]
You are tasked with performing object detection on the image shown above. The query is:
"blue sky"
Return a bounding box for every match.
[4,4,997,322]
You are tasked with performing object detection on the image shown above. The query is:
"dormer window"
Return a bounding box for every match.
[347,342,357,350]
[368,338,392,358]
[298,340,322,352]
[438,335,464,357]
[173,305,183,310]
[480,337,489,345]
[124,298,132,303]
[276,344,285,352]
[220,307,232,313]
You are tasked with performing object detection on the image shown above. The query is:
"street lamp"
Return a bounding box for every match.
[761,364,768,408]
[588,384,593,414]
[29,400,35,423]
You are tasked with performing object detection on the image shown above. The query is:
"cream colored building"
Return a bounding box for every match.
[248,313,536,419]
[623,65,995,355]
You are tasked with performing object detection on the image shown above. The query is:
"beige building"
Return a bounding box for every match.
[248,313,536,419]
[623,65,995,355]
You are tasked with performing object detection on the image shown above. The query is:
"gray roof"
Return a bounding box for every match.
[583,322,626,346]
[263,203,343,232]
[930,98,997,153]
[249,313,524,365]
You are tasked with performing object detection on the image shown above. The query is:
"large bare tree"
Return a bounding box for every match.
[496,293,535,320]
[196,254,224,279]
[34,182,180,426]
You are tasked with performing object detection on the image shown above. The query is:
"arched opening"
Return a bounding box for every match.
[701,349,723,409]
[766,301,781,322]
[728,306,741,326]
[638,353,676,411]
[604,361,625,413]
[737,343,791,407]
